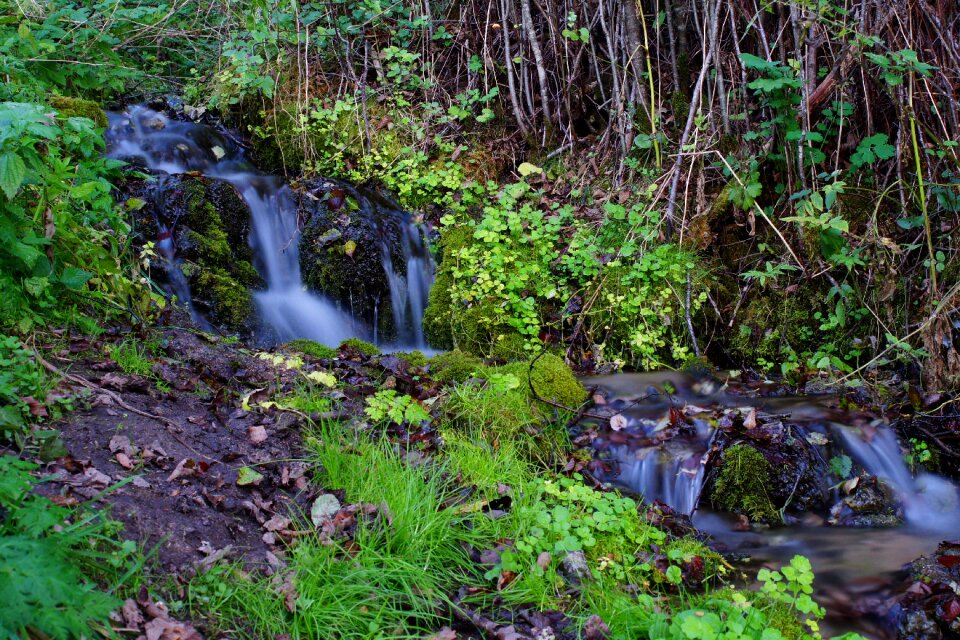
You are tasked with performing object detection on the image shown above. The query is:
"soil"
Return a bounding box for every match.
[39,324,317,573]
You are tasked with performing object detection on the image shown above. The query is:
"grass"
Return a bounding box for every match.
[107,339,154,377]
[440,379,570,467]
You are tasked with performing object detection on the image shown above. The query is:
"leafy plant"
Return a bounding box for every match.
[0,455,140,639]
[364,390,431,426]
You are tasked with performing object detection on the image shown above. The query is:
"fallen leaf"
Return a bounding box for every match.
[425,628,458,640]
[248,425,268,444]
[263,514,291,532]
[609,414,628,431]
[237,466,264,486]
[115,452,134,469]
[536,551,552,570]
[167,458,197,482]
[311,494,341,527]
[21,396,48,417]
[743,408,757,430]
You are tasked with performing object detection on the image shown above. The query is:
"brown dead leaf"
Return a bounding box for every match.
[21,396,48,417]
[425,628,458,640]
[122,599,144,627]
[115,452,134,469]
[248,425,268,444]
[743,408,757,430]
[263,514,291,532]
[167,458,198,482]
[536,551,552,570]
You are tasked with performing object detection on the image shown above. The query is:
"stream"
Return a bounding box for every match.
[103,105,958,639]
[104,105,434,349]
[587,372,960,638]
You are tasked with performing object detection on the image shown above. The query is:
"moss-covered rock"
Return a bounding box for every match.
[298,181,403,341]
[286,339,337,360]
[728,284,823,368]
[48,95,108,128]
[127,174,260,333]
[490,353,587,409]
[423,225,522,357]
[339,338,381,357]
[428,350,485,383]
[710,444,780,523]
[397,350,428,368]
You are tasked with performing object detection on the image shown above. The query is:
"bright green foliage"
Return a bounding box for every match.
[828,454,853,479]
[285,339,337,360]
[0,336,45,437]
[0,456,139,639]
[711,444,780,523]
[364,390,431,426]
[0,101,152,333]
[436,181,703,368]
[339,337,381,357]
[491,353,587,409]
[488,475,720,590]
[107,339,154,377]
[648,557,866,640]
[441,374,567,465]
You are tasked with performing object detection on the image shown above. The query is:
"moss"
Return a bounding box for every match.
[711,444,780,523]
[48,95,108,128]
[398,350,428,368]
[765,601,805,640]
[490,332,528,362]
[490,353,586,409]
[339,338,381,357]
[428,350,485,383]
[728,285,822,368]
[423,226,472,350]
[194,270,253,331]
[286,339,337,360]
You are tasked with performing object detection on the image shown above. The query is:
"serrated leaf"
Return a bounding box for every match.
[0,152,27,200]
[59,267,93,290]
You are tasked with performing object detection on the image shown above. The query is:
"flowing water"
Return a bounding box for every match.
[588,372,960,637]
[105,106,433,347]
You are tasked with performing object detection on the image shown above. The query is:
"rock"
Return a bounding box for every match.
[560,551,591,585]
[298,180,405,341]
[843,476,892,513]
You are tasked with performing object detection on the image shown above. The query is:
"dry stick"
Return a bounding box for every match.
[501,0,530,136]
[520,0,551,144]
[664,0,718,240]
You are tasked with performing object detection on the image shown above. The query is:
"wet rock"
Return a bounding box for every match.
[898,609,942,640]
[560,551,591,585]
[298,179,405,341]
[829,476,902,527]
[897,540,960,638]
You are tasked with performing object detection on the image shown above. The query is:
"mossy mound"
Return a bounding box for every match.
[728,284,823,368]
[339,338,381,357]
[490,353,586,409]
[397,350,428,368]
[423,226,522,357]
[193,271,253,330]
[428,350,485,383]
[48,95,108,128]
[286,339,337,360]
[710,444,780,523]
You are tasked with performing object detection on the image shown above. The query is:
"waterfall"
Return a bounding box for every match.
[106,106,430,347]
[835,425,959,529]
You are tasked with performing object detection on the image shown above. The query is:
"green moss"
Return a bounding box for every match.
[491,353,586,409]
[428,350,485,383]
[398,350,428,368]
[338,338,381,357]
[194,270,253,331]
[711,444,780,523]
[765,601,806,640]
[728,286,821,368]
[423,226,472,350]
[286,339,337,360]
[48,95,108,128]
[490,332,528,362]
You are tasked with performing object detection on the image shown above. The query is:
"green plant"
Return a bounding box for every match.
[364,390,431,426]
[0,335,45,437]
[0,455,141,639]
[339,337,381,357]
[107,339,154,377]
[0,101,156,333]
[285,339,337,360]
[905,437,932,473]
[828,454,852,479]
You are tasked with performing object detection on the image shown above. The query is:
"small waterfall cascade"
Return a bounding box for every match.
[382,219,434,348]
[836,425,960,529]
[611,440,712,515]
[106,106,432,346]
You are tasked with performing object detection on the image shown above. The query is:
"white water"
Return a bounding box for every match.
[382,220,434,348]
[105,106,406,345]
[836,424,960,529]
